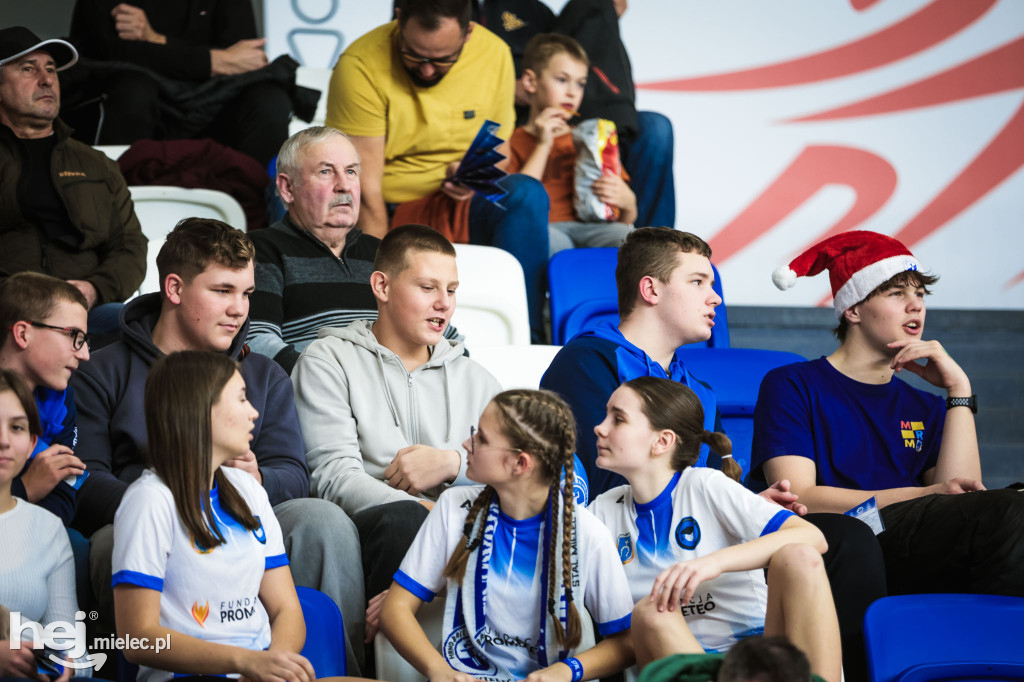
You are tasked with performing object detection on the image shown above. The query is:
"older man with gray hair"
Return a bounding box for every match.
[248,125,457,371]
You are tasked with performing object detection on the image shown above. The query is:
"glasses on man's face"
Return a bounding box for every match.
[399,36,464,68]
[28,321,90,350]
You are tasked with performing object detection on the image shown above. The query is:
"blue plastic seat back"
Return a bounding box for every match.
[864,594,1024,682]
[676,347,804,477]
[548,247,729,346]
[297,585,347,678]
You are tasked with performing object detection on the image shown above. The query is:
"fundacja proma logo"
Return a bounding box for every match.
[8,610,107,672]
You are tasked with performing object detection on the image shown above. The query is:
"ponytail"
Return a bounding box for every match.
[702,429,741,482]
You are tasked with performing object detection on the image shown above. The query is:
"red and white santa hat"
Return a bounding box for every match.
[771,230,922,319]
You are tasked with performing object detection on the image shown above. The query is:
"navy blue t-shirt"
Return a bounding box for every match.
[751,357,945,490]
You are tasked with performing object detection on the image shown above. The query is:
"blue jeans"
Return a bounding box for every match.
[469,173,550,343]
[620,111,675,228]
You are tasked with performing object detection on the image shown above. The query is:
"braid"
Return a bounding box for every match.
[559,458,582,649]
[443,486,495,584]
[546,482,563,645]
[488,389,581,650]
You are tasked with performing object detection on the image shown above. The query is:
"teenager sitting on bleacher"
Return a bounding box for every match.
[71,219,367,675]
[753,230,1024,598]
[292,224,502,642]
[540,227,886,682]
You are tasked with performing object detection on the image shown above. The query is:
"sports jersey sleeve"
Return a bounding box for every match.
[698,470,793,542]
[394,489,463,602]
[327,50,387,137]
[111,479,176,591]
[751,366,817,474]
[578,508,633,637]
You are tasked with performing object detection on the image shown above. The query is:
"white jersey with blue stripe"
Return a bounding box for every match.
[396,485,633,679]
[590,467,794,653]
[112,467,288,682]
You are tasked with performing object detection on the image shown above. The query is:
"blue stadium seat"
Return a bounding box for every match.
[677,347,804,478]
[296,585,347,677]
[864,593,1024,682]
[547,247,729,346]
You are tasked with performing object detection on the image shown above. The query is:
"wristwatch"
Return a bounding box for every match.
[945,395,977,414]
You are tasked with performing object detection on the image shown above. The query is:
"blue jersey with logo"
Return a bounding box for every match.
[751,357,945,489]
[112,468,288,682]
[590,468,793,653]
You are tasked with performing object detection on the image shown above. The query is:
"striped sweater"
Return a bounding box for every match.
[248,215,458,372]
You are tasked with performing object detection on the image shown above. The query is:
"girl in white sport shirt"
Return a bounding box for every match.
[589,377,841,682]
[381,389,635,682]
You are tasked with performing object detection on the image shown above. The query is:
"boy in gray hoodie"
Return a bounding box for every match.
[292,224,502,630]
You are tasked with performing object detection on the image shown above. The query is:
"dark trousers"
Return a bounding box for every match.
[97,72,290,166]
[352,499,431,601]
[804,513,888,682]
[879,488,1024,597]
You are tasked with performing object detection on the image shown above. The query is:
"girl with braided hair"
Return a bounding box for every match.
[380,389,634,682]
[590,378,842,682]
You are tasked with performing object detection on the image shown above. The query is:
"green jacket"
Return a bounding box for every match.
[0,119,146,304]
[638,653,826,682]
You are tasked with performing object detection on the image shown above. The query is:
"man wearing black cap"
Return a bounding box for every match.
[0,27,146,334]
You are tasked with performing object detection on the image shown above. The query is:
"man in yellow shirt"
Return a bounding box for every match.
[326,0,550,342]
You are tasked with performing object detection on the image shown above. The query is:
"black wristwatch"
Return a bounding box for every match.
[945,395,977,414]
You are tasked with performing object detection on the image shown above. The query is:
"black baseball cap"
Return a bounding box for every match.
[0,27,78,71]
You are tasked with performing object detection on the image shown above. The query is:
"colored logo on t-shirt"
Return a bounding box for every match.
[675,516,701,550]
[252,516,267,544]
[900,421,925,452]
[617,533,634,564]
[191,600,210,628]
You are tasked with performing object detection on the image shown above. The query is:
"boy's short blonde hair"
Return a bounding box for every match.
[523,33,589,74]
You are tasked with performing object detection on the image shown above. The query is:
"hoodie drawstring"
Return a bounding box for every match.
[375,348,401,427]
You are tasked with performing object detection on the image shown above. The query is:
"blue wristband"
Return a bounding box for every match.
[562,656,584,682]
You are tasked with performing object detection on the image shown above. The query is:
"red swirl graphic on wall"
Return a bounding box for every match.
[638,0,1024,293]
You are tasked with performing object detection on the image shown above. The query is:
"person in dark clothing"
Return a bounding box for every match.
[68,0,290,165]
[0,26,147,335]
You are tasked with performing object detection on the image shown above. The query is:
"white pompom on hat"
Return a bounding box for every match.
[772,230,922,319]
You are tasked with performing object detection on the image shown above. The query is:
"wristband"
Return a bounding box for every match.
[945,395,977,414]
[562,656,584,682]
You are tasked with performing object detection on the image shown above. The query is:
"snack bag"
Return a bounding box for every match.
[572,118,621,222]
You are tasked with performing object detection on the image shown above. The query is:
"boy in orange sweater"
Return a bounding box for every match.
[508,34,636,256]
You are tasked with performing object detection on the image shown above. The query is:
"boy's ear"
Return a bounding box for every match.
[163,273,185,305]
[370,270,390,303]
[7,320,32,351]
[521,68,538,94]
[637,275,659,307]
[843,304,861,325]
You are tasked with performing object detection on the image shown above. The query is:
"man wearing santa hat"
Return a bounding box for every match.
[752,230,1024,597]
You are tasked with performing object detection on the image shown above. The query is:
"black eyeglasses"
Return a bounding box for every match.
[399,37,465,68]
[28,321,90,350]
